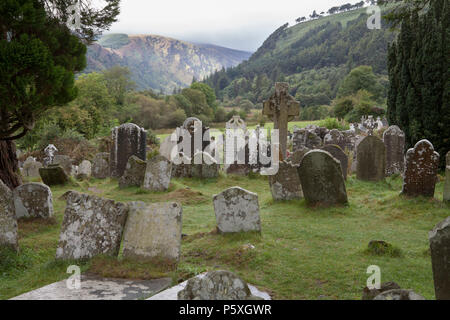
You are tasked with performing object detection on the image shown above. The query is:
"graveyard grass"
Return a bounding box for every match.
[1,173,448,300]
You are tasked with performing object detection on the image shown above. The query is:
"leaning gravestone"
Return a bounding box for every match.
[52,155,73,176]
[401,139,439,197]
[191,152,219,179]
[356,135,386,181]
[0,180,18,251]
[429,216,450,300]
[321,144,348,180]
[269,161,303,201]
[142,155,172,191]
[213,187,261,233]
[298,150,348,206]
[22,157,42,177]
[383,125,405,176]
[13,183,53,219]
[119,156,147,188]
[39,165,69,186]
[443,151,450,202]
[92,153,109,179]
[76,160,91,180]
[110,123,147,178]
[55,191,129,260]
[123,202,182,264]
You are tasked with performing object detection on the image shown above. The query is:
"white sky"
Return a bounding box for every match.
[107,0,365,51]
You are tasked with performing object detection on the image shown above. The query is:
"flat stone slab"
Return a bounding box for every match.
[148,273,271,300]
[11,275,172,300]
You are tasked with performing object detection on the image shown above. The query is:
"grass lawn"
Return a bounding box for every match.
[1,172,448,300]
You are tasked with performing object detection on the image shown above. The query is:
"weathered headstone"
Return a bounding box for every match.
[356,135,386,181]
[142,155,172,191]
[119,156,147,188]
[55,191,128,260]
[383,125,405,176]
[362,282,401,300]
[401,139,439,197]
[286,146,310,166]
[226,115,247,131]
[213,187,261,233]
[122,202,182,264]
[298,150,348,206]
[0,180,18,251]
[191,152,219,179]
[76,160,91,180]
[443,151,450,202]
[159,135,178,161]
[13,183,53,219]
[324,129,346,151]
[110,123,147,178]
[269,161,303,201]
[171,153,192,178]
[53,155,73,176]
[92,153,109,179]
[321,144,348,180]
[293,128,322,151]
[373,289,425,300]
[263,82,300,159]
[429,216,450,300]
[22,157,43,177]
[39,165,69,186]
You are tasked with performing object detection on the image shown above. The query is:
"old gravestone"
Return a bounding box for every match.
[22,157,43,177]
[122,201,182,264]
[383,125,405,176]
[443,151,450,202]
[119,155,147,188]
[92,153,109,179]
[191,152,219,179]
[429,216,450,300]
[142,155,172,191]
[373,289,425,300]
[286,146,310,166]
[401,139,439,197]
[293,128,322,151]
[213,187,261,233]
[0,180,19,251]
[263,82,300,159]
[298,150,348,206]
[226,115,247,131]
[269,161,303,201]
[39,165,69,186]
[323,129,346,151]
[76,160,92,180]
[55,191,128,260]
[356,135,386,181]
[321,144,348,180]
[13,183,53,219]
[171,152,192,178]
[53,155,73,176]
[110,123,147,178]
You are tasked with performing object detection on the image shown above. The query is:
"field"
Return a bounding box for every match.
[1,170,448,300]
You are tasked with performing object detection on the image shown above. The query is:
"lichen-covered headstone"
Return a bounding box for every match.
[13,183,53,219]
[321,144,348,180]
[191,152,219,179]
[286,146,310,166]
[356,135,386,181]
[323,129,346,151]
[39,165,69,186]
[401,139,439,197]
[298,150,348,206]
[76,160,91,180]
[383,125,405,176]
[55,191,129,260]
[119,155,147,188]
[443,151,450,202]
[0,180,18,251]
[269,161,302,201]
[123,201,182,264]
[110,123,147,178]
[293,128,322,151]
[142,155,172,191]
[213,187,261,233]
[171,153,192,178]
[429,216,450,300]
[53,155,74,176]
[22,157,42,177]
[92,153,109,179]
[373,289,425,300]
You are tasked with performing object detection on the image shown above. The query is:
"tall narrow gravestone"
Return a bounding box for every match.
[429,217,450,300]
[0,180,18,251]
[444,151,450,202]
[110,123,147,178]
[401,139,439,197]
[356,135,386,181]
[383,125,405,176]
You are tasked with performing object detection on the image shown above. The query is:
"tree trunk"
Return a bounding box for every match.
[0,140,22,189]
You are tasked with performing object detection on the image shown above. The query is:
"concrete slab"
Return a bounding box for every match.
[11,275,172,300]
[148,273,271,300]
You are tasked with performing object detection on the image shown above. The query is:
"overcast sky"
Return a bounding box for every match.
[106,0,367,52]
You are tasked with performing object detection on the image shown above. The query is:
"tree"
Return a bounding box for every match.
[337,66,385,103]
[102,66,136,106]
[190,82,217,111]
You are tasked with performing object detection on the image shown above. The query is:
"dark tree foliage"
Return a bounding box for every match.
[387,0,449,168]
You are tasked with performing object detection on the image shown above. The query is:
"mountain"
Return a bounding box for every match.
[84,33,252,92]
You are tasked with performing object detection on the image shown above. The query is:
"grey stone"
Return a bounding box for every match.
[191,152,219,179]
[142,155,172,191]
[92,153,110,179]
[119,155,147,188]
[53,155,74,176]
[171,153,192,178]
[0,180,18,251]
[298,150,348,206]
[123,201,182,264]
[321,144,348,180]
[429,216,450,300]
[373,289,425,300]
[269,161,303,201]
[225,163,251,176]
[356,135,386,181]
[213,187,261,233]
[293,128,322,151]
[55,191,128,260]
[22,157,42,177]
[226,115,247,131]
[286,147,310,166]
[159,135,178,161]
[362,282,401,300]
[13,183,53,219]
[39,165,69,186]
[383,125,405,176]
[402,139,439,197]
[323,129,346,151]
[76,160,91,180]
[443,151,450,202]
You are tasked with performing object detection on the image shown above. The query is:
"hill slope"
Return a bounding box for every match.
[85,34,252,92]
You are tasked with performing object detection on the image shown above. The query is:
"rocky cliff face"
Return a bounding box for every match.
[85,34,252,92]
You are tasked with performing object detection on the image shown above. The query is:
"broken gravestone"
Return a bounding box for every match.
[92,153,110,179]
[356,135,386,181]
[429,216,450,300]
[0,180,18,251]
[39,165,69,186]
[122,201,182,264]
[55,191,129,260]
[443,151,450,202]
[383,125,405,176]
[269,161,303,201]
[13,183,53,219]
[142,155,172,191]
[401,139,439,197]
[119,155,147,188]
[298,150,348,206]
[321,144,348,180]
[213,187,261,233]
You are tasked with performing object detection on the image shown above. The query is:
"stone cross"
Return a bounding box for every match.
[263,82,300,159]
